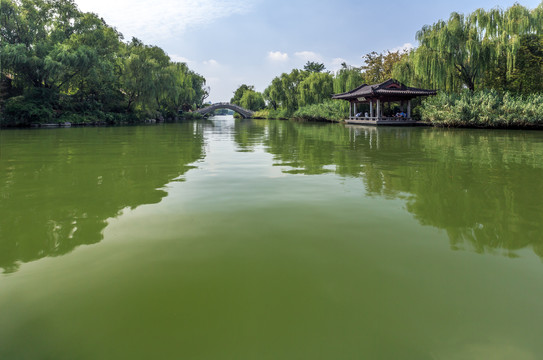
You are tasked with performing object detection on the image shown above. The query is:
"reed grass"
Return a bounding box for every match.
[421,90,543,127]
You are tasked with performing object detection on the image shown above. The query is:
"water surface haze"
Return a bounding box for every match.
[1,117,542,359]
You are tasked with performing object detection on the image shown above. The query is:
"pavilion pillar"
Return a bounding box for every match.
[354,102,357,117]
[376,99,381,119]
[407,100,412,118]
[349,101,352,118]
[369,101,373,118]
[388,101,390,117]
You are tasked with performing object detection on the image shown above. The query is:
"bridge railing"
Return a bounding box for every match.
[196,103,254,118]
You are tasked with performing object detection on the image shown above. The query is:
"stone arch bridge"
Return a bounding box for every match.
[196,103,254,119]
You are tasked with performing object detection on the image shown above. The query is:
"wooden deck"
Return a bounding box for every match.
[345,117,422,126]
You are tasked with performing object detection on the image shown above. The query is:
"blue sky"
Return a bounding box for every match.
[74,0,542,103]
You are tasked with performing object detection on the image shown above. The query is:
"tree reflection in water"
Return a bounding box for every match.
[234,119,543,259]
[0,123,205,273]
[2,119,542,274]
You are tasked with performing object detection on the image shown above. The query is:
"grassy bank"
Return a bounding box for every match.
[292,101,346,122]
[253,101,346,123]
[0,103,204,127]
[420,91,543,128]
[252,109,290,120]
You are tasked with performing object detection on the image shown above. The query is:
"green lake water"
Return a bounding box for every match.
[1,117,543,359]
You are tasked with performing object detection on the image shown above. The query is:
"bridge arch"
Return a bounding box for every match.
[196,103,254,119]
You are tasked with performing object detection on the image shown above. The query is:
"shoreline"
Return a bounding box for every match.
[253,115,543,130]
[3,116,543,131]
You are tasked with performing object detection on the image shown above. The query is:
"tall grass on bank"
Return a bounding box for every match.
[291,101,346,122]
[252,108,290,120]
[254,101,346,122]
[421,91,543,127]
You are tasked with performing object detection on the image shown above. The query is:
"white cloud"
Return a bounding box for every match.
[203,59,220,67]
[389,43,415,53]
[268,51,289,62]
[294,51,322,62]
[169,54,192,64]
[74,0,255,41]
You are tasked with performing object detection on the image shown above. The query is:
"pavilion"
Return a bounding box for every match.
[332,79,436,125]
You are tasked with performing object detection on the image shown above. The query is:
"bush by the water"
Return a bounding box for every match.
[252,108,290,120]
[421,91,543,127]
[182,112,204,120]
[292,101,346,122]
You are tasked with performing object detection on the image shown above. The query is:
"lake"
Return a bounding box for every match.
[1,116,543,359]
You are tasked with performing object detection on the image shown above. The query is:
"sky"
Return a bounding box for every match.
[74,0,542,103]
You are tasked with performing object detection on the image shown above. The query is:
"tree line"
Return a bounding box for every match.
[230,54,407,120]
[0,0,208,126]
[232,2,543,126]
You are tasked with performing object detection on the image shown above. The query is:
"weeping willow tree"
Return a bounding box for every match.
[332,63,364,115]
[155,62,205,114]
[333,63,364,95]
[298,72,334,107]
[411,12,492,91]
[263,70,309,114]
[396,2,543,92]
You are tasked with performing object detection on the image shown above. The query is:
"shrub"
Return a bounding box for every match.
[2,96,54,126]
[292,101,347,122]
[253,109,289,119]
[182,112,203,120]
[420,91,543,127]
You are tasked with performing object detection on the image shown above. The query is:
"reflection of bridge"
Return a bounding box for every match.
[196,102,254,119]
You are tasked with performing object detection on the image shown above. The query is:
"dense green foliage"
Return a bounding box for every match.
[230,84,265,112]
[362,51,408,84]
[263,69,308,114]
[394,3,543,92]
[252,108,290,120]
[292,101,345,122]
[298,72,334,107]
[420,90,543,127]
[389,2,543,127]
[181,111,204,120]
[261,53,407,120]
[0,0,206,126]
[481,34,543,93]
[230,84,254,105]
[303,61,326,73]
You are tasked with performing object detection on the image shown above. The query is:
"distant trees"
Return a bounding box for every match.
[298,72,334,107]
[231,84,265,111]
[0,0,206,126]
[362,51,408,84]
[261,51,406,117]
[239,90,265,111]
[263,69,306,114]
[303,61,326,73]
[231,84,254,104]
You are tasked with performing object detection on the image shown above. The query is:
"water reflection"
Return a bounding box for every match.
[0,123,205,273]
[233,119,266,153]
[2,119,542,273]
[238,120,543,259]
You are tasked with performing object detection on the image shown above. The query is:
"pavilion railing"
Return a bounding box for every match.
[348,116,413,121]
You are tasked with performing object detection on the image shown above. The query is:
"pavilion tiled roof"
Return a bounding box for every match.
[332,79,437,100]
